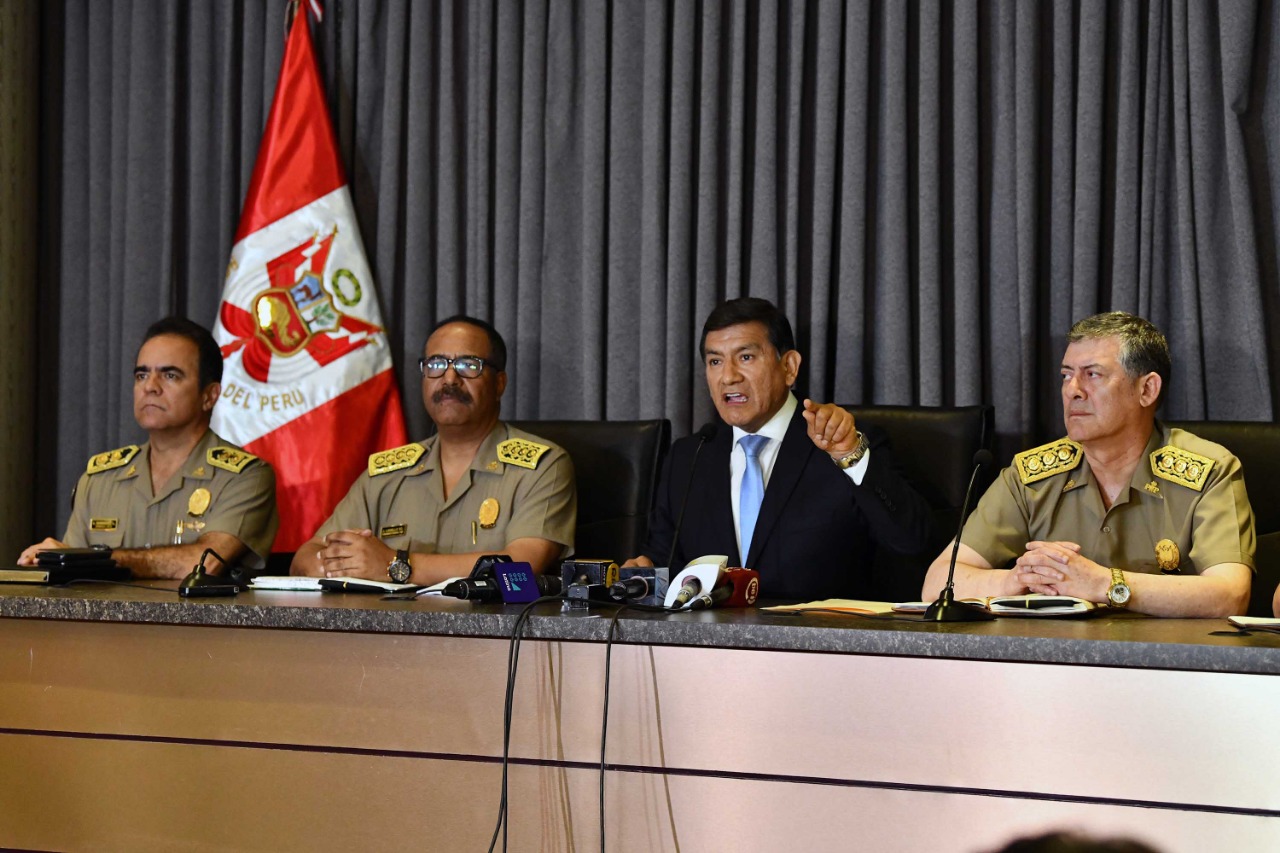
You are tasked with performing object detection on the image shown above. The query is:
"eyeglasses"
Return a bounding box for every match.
[418,354,494,379]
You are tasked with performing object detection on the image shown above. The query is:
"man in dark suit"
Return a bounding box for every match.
[624,297,934,601]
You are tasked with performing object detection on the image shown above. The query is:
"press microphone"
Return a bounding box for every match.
[686,569,760,610]
[671,574,703,608]
[666,423,719,570]
[688,583,732,610]
[442,577,503,602]
[609,576,650,601]
[925,449,996,622]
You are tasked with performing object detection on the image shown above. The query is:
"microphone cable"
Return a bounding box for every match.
[486,593,565,853]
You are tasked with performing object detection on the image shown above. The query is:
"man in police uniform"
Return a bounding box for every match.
[290,316,575,584]
[18,318,278,578]
[922,312,1254,617]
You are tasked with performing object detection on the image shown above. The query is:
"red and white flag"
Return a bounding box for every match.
[213,4,406,552]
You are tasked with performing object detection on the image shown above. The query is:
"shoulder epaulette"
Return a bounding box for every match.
[1013,439,1082,485]
[368,443,426,476]
[1150,445,1214,492]
[497,438,551,470]
[86,445,140,475]
[207,446,258,474]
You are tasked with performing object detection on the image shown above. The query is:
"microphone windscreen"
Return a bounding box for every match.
[972,449,994,468]
[695,423,719,442]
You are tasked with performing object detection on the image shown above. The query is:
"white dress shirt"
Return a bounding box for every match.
[728,393,870,560]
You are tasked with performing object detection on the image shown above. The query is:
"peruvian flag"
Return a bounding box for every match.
[212,4,406,552]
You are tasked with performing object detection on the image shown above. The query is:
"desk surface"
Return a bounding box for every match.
[1,580,1278,674]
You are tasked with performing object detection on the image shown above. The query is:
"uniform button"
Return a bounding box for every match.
[1102,526,1111,533]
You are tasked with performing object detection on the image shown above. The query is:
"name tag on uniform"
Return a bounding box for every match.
[90,518,118,531]
[379,524,407,538]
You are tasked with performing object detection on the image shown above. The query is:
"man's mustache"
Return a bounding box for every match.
[432,384,473,404]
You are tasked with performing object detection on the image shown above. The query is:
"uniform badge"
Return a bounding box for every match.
[496,438,550,470]
[486,461,500,472]
[86,445,140,475]
[1155,538,1180,573]
[369,443,426,476]
[188,488,212,517]
[380,524,407,538]
[1150,446,1213,492]
[479,498,500,529]
[1144,481,1161,496]
[1013,439,1082,485]
[194,466,206,477]
[208,446,258,474]
[90,518,118,531]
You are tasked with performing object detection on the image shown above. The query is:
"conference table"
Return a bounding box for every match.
[0,581,1278,852]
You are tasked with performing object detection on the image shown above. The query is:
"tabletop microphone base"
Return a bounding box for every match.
[924,587,995,622]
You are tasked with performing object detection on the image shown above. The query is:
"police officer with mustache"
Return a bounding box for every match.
[290,316,576,584]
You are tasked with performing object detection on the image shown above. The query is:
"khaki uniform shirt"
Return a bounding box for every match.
[318,422,576,558]
[63,429,279,570]
[963,423,1255,575]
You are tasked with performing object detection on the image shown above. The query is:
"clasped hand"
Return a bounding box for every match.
[317,529,394,579]
[1009,541,1110,601]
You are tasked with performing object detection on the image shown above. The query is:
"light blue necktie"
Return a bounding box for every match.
[738,434,769,562]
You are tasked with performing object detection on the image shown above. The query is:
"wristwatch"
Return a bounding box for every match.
[834,431,869,469]
[1106,567,1131,608]
[387,549,412,584]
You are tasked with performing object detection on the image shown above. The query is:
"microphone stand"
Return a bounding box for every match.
[665,425,715,570]
[925,452,996,622]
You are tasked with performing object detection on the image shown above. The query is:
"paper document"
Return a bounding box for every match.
[763,599,894,615]
[250,576,323,591]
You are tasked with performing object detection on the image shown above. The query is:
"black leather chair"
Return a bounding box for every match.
[840,404,996,603]
[1166,420,1280,617]
[509,419,671,561]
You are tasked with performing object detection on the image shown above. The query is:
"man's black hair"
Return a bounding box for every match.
[141,317,223,388]
[699,297,796,359]
[426,315,508,371]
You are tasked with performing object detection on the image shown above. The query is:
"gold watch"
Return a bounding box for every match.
[1106,567,1131,608]
[834,431,869,469]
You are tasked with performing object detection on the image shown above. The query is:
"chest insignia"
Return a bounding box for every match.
[1013,439,1082,485]
[86,445,140,475]
[1150,446,1213,492]
[188,488,212,517]
[379,523,408,538]
[89,518,118,531]
[479,498,501,529]
[1155,538,1181,573]
[208,447,257,474]
[369,443,426,476]
[497,438,550,470]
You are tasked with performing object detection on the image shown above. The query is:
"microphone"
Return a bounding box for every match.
[688,583,732,610]
[442,577,502,601]
[665,423,718,570]
[609,576,650,601]
[685,569,760,610]
[671,574,703,608]
[925,449,997,622]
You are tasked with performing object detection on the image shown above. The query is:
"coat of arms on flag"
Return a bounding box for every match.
[212,2,406,552]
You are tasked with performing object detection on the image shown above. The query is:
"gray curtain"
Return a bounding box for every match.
[35,0,1279,537]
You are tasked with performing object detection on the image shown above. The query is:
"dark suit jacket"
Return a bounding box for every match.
[642,408,935,601]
